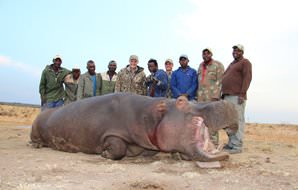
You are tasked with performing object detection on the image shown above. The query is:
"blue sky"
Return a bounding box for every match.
[1,0,297,124]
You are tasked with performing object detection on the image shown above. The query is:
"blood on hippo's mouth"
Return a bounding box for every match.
[192,116,222,155]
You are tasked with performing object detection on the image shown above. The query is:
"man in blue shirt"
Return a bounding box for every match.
[145,58,168,97]
[170,54,198,100]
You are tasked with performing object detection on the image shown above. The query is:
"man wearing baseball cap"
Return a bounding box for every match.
[197,48,225,145]
[39,55,70,110]
[115,55,147,95]
[164,58,174,98]
[221,44,252,154]
[170,54,198,100]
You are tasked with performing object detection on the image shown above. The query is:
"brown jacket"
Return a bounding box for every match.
[221,58,252,99]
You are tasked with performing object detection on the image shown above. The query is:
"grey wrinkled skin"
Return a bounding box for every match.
[31,93,238,162]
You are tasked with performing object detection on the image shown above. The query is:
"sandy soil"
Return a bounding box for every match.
[0,104,298,190]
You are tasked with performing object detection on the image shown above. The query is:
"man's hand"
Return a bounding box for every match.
[238,96,245,104]
[145,76,152,84]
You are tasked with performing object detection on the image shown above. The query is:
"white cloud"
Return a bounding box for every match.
[0,55,41,77]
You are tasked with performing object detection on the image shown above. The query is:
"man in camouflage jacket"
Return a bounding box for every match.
[197,48,224,145]
[115,55,147,95]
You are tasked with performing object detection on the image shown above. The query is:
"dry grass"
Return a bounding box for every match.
[0,105,40,125]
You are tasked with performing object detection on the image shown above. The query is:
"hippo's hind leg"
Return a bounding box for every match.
[102,136,127,160]
[30,123,46,148]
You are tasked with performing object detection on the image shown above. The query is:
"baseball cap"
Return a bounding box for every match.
[179,54,188,60]
[53,55,62,60]
[232,44,244,52]
[129,55,139,62]
[165,58,173,64]
[72,65,80,71]
[202,48,213,55]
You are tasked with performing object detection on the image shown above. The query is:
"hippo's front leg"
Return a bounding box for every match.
[101,136,127,160]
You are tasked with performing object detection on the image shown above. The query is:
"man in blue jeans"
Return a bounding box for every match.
[39,55,70,110]
[170,54,198,100]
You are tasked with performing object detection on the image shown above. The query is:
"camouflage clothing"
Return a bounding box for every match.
[197,60,224,145]
[77,72,102,100]
[166,71,172,98]
[39,64,70,103]
[101,71,117,95]
[64,73,79,105]
[115,65,147,95]
[197,60,224,102]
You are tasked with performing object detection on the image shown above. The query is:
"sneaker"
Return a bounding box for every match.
[223,144,242,154]
[223,144,233,150]
[226,148,242,154]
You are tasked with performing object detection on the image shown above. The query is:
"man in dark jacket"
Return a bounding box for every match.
[222,44,252,154]
[170,54,198,100]
[145,58,168,97]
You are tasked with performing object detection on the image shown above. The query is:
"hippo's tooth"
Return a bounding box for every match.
[203,138,209,151]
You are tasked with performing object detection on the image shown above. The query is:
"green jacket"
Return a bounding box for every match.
[77,72,102,100]
[39,65,70,103]
[101,72,117,95]
[64,73,79,105]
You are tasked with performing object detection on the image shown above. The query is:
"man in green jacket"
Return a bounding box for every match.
[77,60,103,100]
[101,60,117,95]
[39,55,70,110]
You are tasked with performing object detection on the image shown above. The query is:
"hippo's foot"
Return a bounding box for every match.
[101,136,127,160]
[27,141,44,148]
[140,150,159,157]
[171,152,182,160]
[179,153,192,161]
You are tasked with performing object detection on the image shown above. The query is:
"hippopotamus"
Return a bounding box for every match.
[31,93,238,162]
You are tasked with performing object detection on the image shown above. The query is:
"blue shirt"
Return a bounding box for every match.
[170,66,198,100]
[147,69,168,97]
[91,75,97,96]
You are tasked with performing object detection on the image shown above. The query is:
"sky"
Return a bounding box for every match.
[0,0,297,124]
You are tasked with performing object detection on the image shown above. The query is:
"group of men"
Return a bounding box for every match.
[39,44,252,154]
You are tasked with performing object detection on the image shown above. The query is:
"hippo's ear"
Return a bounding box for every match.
[175,96,191,112]
[156,101,167,114]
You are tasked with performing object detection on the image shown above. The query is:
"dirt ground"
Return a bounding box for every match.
[0,104,298,190]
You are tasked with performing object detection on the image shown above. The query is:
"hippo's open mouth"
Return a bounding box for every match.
[192,116,223,155]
